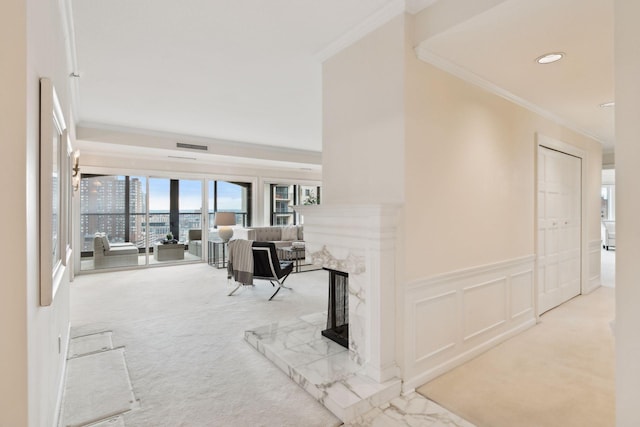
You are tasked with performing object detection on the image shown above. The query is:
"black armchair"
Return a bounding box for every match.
[227,241,294,300]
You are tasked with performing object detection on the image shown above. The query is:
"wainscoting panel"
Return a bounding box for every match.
[403,255,536,392]
[587,239,602,293]
[414,291,457,362]
[462,277,507,342]
[511,270,534,319]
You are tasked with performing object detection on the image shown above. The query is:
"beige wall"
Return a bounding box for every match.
[403,49,602,281]
[614,0,640,424]
[0,0,29,424]
[0,0,72,425]
[322,12,601,282]
[322,15,405,205]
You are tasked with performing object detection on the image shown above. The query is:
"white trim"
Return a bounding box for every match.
[402,255,535,392]
[315,0,406,62]
[586,239,602,294]
[415,46,606,145]
[53,322,71,427]
[406,254,535,289]
[402,318,535,391]
[405,0,438,15]
[59,0,80,120]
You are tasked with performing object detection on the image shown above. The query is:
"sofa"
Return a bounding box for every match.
[234,225,305,259]
[188,229,202,256]
[602,220,615,250]
[93,233,139,269]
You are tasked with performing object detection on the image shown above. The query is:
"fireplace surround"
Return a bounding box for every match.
[295,204,401,383]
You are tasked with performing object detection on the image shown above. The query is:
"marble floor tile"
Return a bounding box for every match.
[245,313,475,426]
[346,393,476,427]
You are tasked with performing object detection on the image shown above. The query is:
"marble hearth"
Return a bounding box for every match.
[245,313,401,422]
[244,313,474,425]
[244,204,477,424]
[249,204,403,421]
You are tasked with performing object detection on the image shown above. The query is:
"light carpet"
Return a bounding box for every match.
[417,287,615,427]
[70,264,341,427]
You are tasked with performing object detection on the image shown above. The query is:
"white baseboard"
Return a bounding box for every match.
[402,318,535,392]
[53,322,71,427]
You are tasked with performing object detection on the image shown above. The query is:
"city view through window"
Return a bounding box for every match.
[80,174,319,271]
[80,174,249,254]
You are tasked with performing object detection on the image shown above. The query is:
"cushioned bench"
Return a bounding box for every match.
[93,233,138,269]
[602,220,615,250]
[188,229,202,256]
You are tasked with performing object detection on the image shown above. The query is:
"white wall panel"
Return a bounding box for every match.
[511,270,534,319]
[462,278,507,341]
[403,255,535,392]
[414,291,457,362]
[587,239,602,293]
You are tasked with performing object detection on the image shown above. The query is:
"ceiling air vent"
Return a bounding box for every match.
[176,142,208,151]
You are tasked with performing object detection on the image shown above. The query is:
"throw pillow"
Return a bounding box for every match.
[281,226,298,241]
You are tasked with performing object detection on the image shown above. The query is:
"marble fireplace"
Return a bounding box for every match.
[245,204,403,422]
[296,204,401,382]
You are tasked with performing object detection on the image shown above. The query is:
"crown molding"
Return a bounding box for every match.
[405,0,438,15]
[415,44,606,146]
[315,0,407,63]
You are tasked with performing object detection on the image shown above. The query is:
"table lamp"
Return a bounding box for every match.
[214,212,236,242]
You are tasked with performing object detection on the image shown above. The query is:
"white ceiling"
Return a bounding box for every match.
[417,0,614,150]
[71,0,421,153]
[70,0,614,157]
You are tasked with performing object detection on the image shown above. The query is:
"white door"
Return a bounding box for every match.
[537,146,581,314]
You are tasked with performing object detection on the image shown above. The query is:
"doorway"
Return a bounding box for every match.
[601,169,615,287]
[537,145,582,314]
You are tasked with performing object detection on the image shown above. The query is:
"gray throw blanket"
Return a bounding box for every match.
[227,239,254,285]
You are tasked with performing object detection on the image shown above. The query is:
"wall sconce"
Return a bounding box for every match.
[72,150,80,191]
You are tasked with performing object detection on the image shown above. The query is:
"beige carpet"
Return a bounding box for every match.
[69,264,342,427]
[417,287,615,427]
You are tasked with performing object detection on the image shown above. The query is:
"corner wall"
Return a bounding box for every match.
[0,0,73,425]
[322,15,405,205]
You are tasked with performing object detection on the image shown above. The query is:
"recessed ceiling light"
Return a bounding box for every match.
[536,52,565,64]
[599,101,615,108]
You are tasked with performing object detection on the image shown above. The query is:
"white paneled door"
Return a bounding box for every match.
[537,146,582,314]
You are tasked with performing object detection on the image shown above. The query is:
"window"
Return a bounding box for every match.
[601,185,615,220]
[208,180,252,232]
[269,184,321,225]
[80,175,130,253]
[80,174,217,270]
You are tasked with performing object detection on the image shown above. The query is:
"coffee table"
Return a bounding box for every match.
[154,242,185,261]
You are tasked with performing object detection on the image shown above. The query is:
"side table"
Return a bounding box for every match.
[278,246,305,273]
[208,239,227,269]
